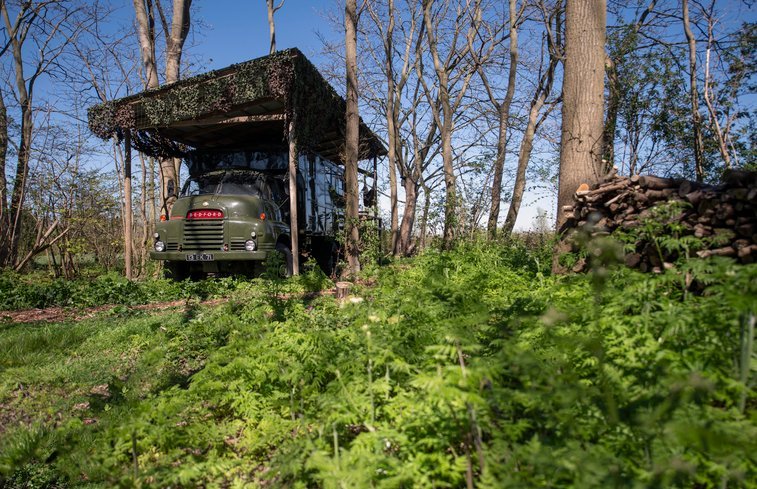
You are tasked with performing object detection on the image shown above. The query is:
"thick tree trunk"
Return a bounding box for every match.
[555,0,607,234]
[682,0,705,181]
[164,0,191,85]
[344,0,361,274]
[487,0,519,239]
[132,0,159,89]
[398,177,418,255]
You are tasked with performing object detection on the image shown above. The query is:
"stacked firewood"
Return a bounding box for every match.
[559,169,757,272]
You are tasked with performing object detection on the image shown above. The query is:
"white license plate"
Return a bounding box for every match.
[186,253,214,261]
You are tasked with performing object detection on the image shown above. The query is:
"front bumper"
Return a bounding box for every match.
[150,250,271,262]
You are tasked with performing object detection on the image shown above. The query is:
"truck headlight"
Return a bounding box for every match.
[154,240,166,252]
[244,240,256,251]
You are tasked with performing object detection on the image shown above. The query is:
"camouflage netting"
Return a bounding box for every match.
[88,49,382,159]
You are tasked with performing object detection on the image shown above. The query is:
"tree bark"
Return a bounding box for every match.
[132,0,159,89]
[422,0,457,249]
[345,0,361,274]
[123,132,134,279]
[555,0,607,234]
[0,89,8,265]
[288,119,300,275]
[267,0,284,55]
[399,176,418,253]
[384,0,400,255]
[487,0,519,239]
[502,74,555,236]
[682,0,705,181]
[2,1,34,267]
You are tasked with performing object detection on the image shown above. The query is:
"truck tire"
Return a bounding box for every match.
[275,242,294,278]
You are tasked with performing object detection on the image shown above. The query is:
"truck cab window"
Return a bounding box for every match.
[181,175,219,196]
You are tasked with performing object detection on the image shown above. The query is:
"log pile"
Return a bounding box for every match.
[559,169,757,273]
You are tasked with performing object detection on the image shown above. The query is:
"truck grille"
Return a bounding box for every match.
[183,220,224,251]
[230,239,247,251]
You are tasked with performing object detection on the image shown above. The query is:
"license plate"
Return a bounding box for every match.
[186,253,214,261]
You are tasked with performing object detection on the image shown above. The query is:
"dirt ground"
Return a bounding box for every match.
[0,298,228,324]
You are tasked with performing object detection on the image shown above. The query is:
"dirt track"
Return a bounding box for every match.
[0,298,228,325]
[0,286,352,325]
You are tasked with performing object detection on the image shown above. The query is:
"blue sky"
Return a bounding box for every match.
[195,0,338,69]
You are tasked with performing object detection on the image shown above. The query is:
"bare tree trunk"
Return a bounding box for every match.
[555,0,606,235]
[702,2,731,169]
[162,0,191,84]
[2,0,34,267]
[399,177,418,253]
[422,0,458,250]
[136,0,192,217]
[267,0,284,55]
[419,183,431,251]
[503,10,559,236]
[0,90,8,265]
[384,0,400,256]
[132,0,159,88]
[502,86,554,236]
[288,119,300,275]
[603,1,656,172]
[603,54,619,168]
[139,152,149,276]
[345,0,361,275]
[682,0,705,181]
[123,132,134,279]
[487,0,519,239]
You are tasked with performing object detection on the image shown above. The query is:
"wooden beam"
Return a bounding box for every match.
[169,113,286,128]
[123,131,134,280]
[288,118,300,276]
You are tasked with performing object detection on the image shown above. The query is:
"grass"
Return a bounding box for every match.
[0,242,754,488]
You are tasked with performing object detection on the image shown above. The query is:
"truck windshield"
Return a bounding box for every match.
[180,171,269,197]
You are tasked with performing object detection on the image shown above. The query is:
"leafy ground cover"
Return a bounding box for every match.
[0,271,246,311]
[0,242,754,488]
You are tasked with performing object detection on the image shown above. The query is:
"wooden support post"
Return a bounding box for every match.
[123,131,133,280]
[287,119,300,275]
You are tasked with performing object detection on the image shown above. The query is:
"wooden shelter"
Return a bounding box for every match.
[88,48,386,277]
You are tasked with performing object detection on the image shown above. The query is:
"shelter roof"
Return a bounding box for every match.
[88,48,386,164]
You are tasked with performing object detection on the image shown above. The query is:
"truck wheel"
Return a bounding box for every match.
[275,243,293,278]
[164,262,189,281]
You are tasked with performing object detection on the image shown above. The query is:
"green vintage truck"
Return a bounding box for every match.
[151,149,346,279]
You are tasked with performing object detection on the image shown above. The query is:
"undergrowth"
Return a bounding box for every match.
[0,241,754,488]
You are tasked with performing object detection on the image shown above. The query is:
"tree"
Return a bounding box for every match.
[420,0,481,249]
[0,0,92,269]
[555,0,607,233]
[501,0,561,237]
[132,0,193,217]
[482,0,522,239]
[682,0,705,181]
[266,0,285,54]
[344,0,361,274]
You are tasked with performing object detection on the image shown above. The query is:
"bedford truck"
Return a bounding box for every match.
[150,149,346,279]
